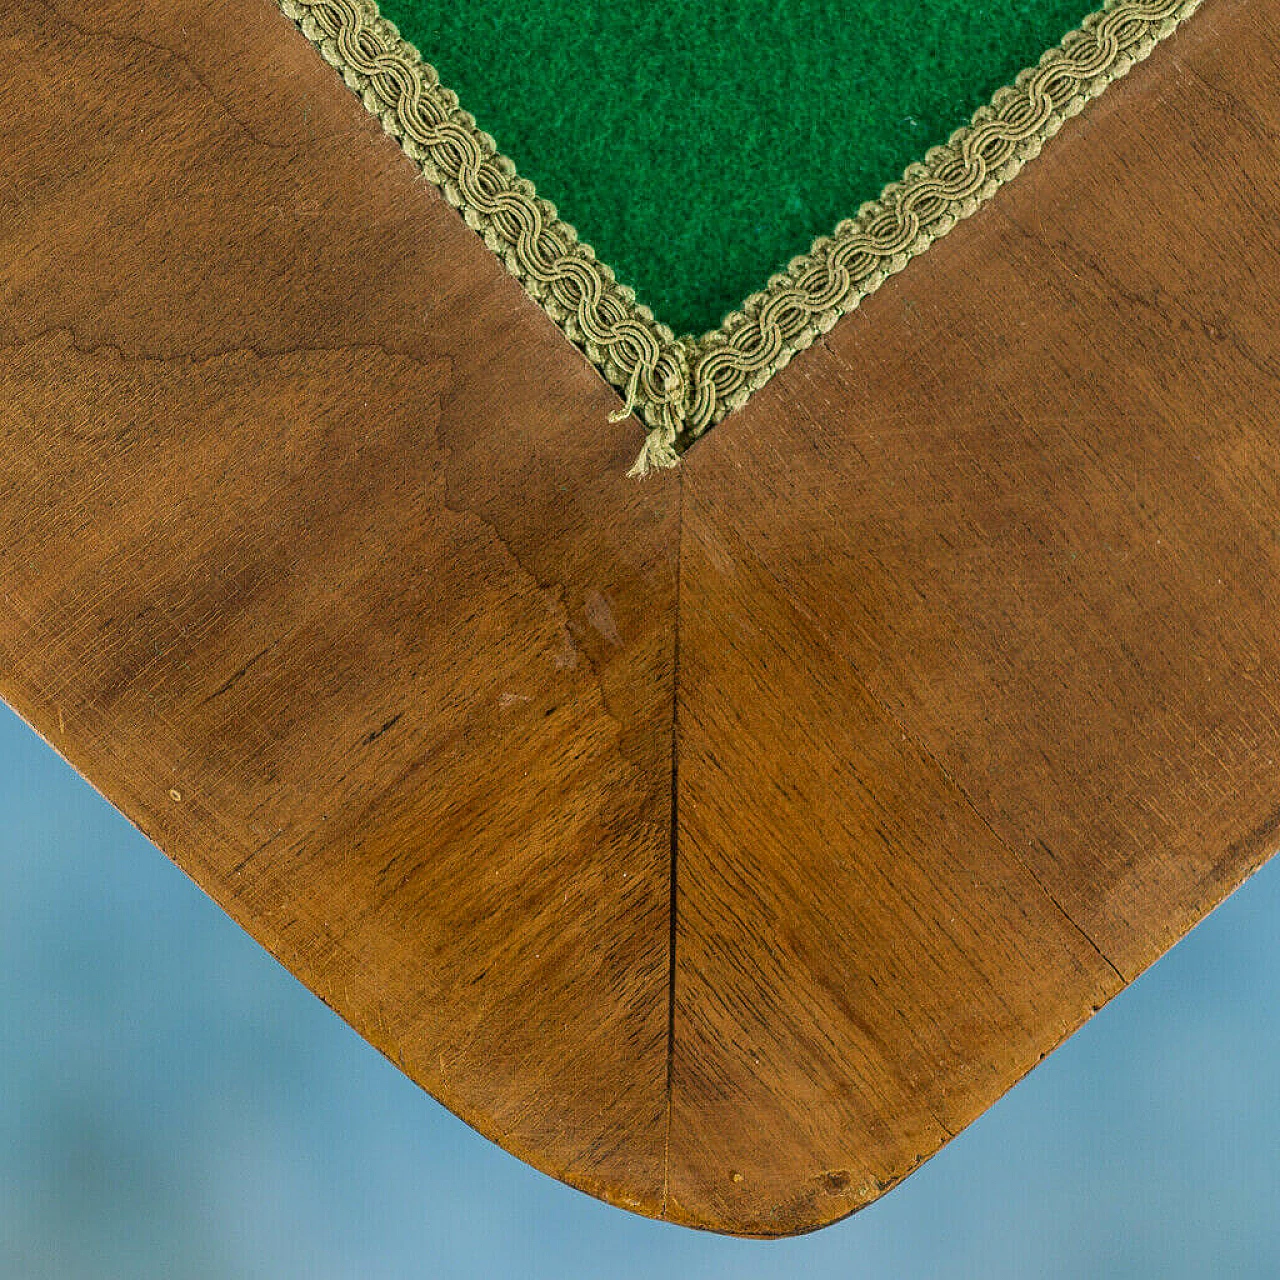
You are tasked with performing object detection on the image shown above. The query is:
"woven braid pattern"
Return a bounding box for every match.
[279,0,689,454]
[280,0,1200,474]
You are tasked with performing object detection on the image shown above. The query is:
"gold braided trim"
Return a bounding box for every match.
[279,0,1201,474]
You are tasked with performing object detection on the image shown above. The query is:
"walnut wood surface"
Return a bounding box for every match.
[1,0,1276,1239]
[673,0,1278,1231]
[0,0,678,1215]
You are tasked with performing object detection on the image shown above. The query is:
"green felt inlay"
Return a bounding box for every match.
[377,0,1094,335]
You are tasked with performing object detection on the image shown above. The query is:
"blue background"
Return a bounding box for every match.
[1,701,1276,1279]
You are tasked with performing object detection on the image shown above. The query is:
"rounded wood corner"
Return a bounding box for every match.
[6,0,1280,1242]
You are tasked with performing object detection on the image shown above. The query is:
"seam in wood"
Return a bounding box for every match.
[661,470,683,1220]
[277,0,1201,472]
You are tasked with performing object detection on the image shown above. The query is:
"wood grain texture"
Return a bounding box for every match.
[673,0,1280,1234]
[0,0,678,1214]
[2,0,1277,1241]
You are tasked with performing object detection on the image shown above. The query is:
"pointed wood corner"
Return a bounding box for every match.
[3,0,1278,1239]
